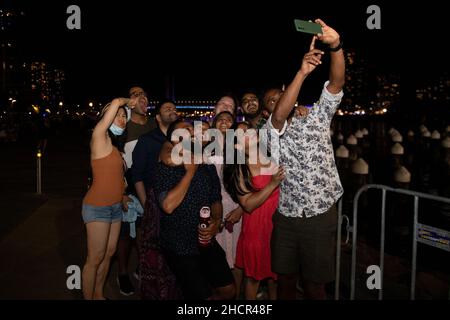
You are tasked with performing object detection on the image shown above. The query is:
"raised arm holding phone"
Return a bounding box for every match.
[269,18,346,300]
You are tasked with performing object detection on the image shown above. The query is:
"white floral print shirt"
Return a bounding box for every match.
[264,81,344,218]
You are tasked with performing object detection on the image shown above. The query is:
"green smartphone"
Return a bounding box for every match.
[294,19,322,34]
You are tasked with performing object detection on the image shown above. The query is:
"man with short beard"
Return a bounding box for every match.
[132,100,178,208]
[241,92,266,130]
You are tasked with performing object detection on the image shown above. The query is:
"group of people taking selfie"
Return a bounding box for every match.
[80,19,346,300]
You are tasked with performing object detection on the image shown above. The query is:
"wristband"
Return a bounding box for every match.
[329,39,343,52]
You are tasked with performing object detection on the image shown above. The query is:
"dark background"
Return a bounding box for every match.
[4,0,449,103]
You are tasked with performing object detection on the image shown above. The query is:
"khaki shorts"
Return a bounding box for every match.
[271,205,338,284]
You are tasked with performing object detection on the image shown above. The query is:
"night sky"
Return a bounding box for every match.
[5,0,449,104]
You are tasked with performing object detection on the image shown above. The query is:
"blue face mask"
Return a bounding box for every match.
[110,123,125,136]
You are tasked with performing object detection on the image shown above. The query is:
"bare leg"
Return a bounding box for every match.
[82,222,110,300]
[232,268,243,299]
[244,277,260,300]
[267,278,277,300]
[93,221,121,299]
[213,283,236,300]
[277,273,297,300]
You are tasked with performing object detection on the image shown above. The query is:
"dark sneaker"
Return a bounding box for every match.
[117,274,135,296]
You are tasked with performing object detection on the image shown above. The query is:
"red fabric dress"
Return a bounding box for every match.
[235,175,279,280]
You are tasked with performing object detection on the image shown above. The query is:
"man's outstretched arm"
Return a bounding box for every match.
[271,36,324,130]
[315,18,345,94]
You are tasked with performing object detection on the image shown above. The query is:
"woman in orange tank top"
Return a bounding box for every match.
[81,97,138,300]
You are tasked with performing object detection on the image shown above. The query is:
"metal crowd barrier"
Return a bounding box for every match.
[334,184,450,300]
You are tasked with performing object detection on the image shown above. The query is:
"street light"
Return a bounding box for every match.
[89,102,94,107]
[59,102,63,107]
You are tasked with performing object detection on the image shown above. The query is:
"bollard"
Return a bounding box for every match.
[37,149,42,194]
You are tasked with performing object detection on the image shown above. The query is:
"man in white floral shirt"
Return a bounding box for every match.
[265,19,345,299]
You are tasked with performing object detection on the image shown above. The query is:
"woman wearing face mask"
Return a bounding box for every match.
[81,97,137,300]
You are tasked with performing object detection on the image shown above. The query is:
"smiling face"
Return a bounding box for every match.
[129,87,148,116]
[241,93,260,118]
[214,112,234,134]
[113,107,128,129]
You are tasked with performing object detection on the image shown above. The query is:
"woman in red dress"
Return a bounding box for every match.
[223,126,285,300]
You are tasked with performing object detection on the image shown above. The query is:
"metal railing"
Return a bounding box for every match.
[334,184,450,300]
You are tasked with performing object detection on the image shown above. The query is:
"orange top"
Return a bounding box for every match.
[83,147,125,206]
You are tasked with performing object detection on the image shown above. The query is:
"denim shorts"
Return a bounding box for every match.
[82,202,122,224]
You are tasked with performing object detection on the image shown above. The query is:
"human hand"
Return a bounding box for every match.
[198,219,220,241]
[315,18,340,47]
[126,96,139,109]
[300,36,324,76]
[225,207,243,224]
[295,105,310,118]
[270,165,286,187]
[122,195,132,212]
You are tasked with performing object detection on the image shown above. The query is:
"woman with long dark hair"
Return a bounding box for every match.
[81,97,137,300]
[209,111,245,299]
[223,126,284,300]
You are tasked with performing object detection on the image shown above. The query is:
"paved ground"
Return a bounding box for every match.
[0,132,449,300]
[0,134,141,300]
[0,193,140,300]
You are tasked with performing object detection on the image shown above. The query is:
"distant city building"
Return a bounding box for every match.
[29,62,65,105]
[416,74,450,104]
[1,6,66,111]
[373,74,400,111]
[343,49,369,111]
[1,8,26,104]
[342,49,400,115]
